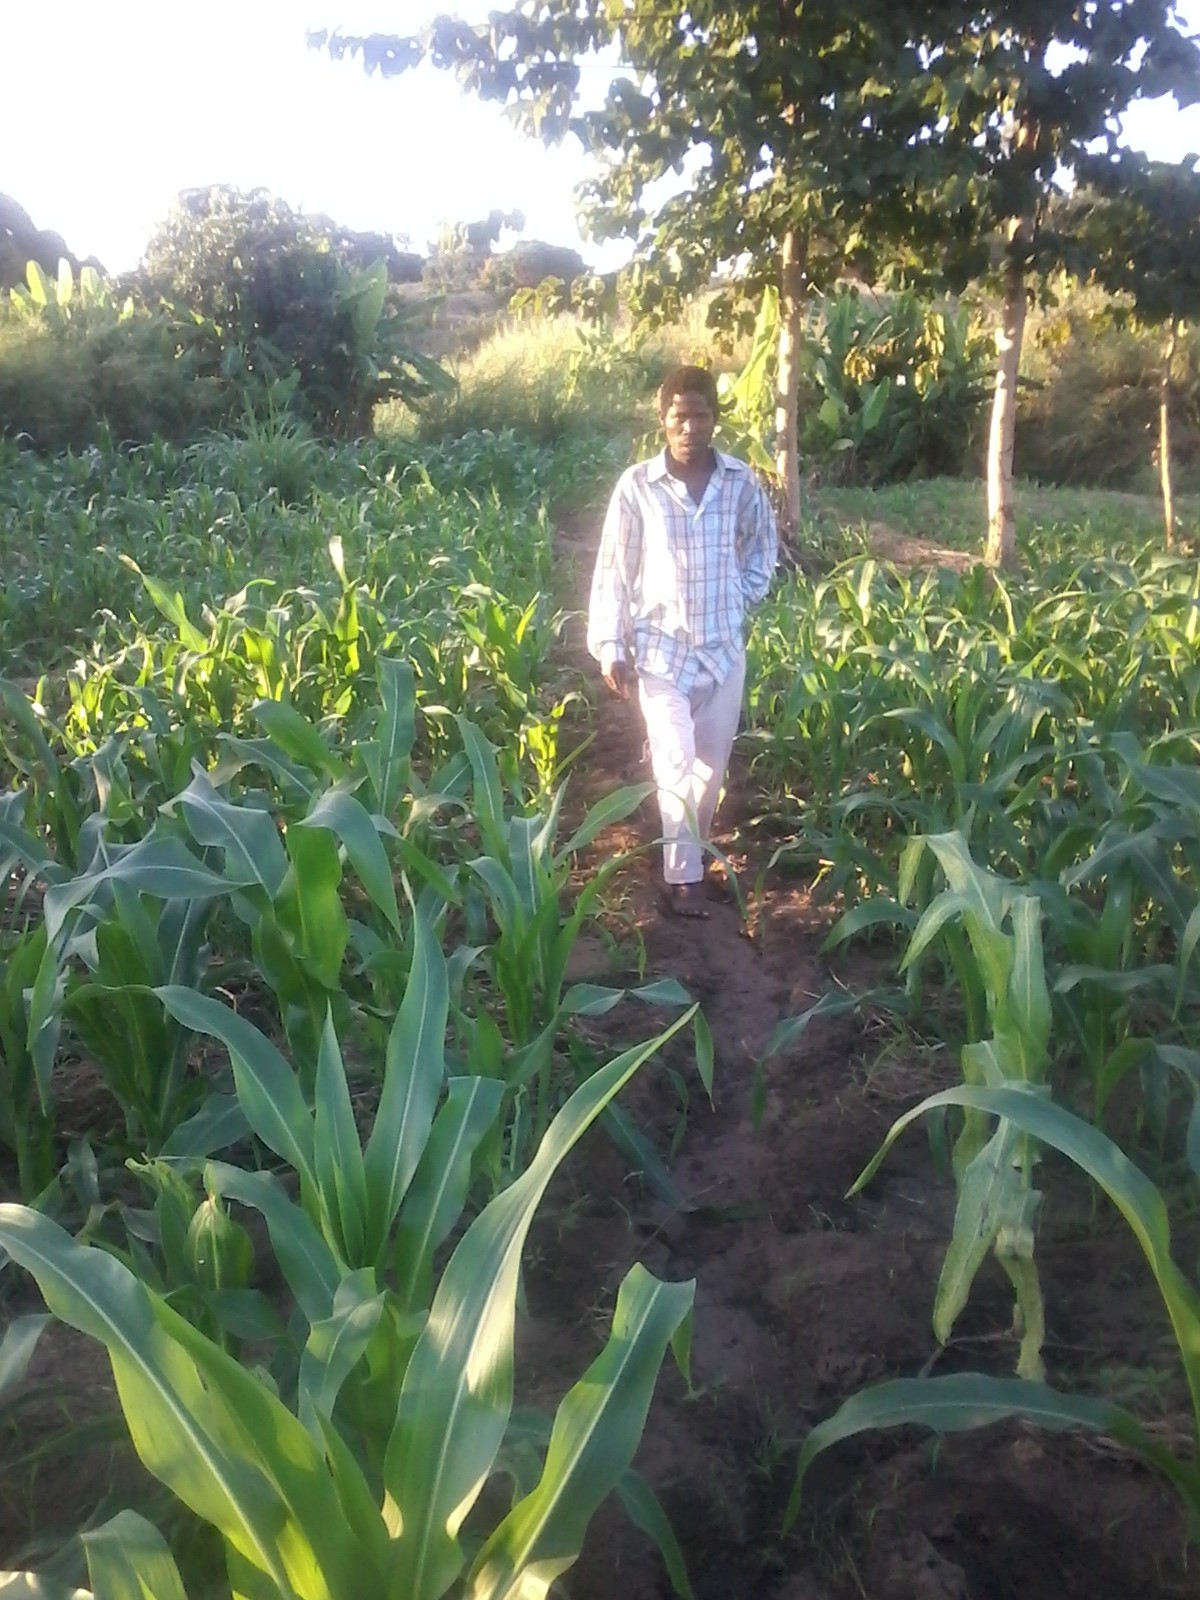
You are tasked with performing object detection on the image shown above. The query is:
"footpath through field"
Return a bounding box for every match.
[526,508,1197,1600]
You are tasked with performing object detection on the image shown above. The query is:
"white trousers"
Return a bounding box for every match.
[638,655,746,885]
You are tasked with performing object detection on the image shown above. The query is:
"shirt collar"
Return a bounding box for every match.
[647,448,730,483]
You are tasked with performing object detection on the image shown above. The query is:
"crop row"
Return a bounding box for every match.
[752,540,1200,1528]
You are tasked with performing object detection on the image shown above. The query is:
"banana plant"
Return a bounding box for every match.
[714,286,778,477]
[0,997,698,1600]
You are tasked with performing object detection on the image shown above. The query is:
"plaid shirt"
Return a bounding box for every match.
[587,449,778,690]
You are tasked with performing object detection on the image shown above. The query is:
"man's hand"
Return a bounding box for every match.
[602,659,630,700]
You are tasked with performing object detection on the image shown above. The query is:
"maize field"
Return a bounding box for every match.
[0,422,1198,1600]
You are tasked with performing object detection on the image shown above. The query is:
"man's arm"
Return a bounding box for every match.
[736,475,779,608]
[587,474,642,679]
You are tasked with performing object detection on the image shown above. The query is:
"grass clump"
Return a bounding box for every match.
[380,314,654,444]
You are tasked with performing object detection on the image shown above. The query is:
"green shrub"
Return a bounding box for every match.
[136,186,449,438]
[1017,285,1200,492]
[0,314,226,452]
[799,288,992,484]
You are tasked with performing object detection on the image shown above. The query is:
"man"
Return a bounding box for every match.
[587,364,778,918]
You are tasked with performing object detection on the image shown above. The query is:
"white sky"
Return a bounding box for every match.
[7,0,1200,276]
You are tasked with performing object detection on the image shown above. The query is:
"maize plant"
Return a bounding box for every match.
[788,832,1200,1534]
[789,1085,1200,1538]
[867,831,1054,1379]
[0,987,699,1600]
[450,715,713,1187]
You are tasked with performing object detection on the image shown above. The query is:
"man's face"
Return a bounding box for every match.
[662,390,715,465]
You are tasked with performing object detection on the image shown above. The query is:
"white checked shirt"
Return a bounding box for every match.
[587,449,778,690]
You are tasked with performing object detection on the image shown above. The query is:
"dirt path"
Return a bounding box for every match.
[538,511,1196,1600]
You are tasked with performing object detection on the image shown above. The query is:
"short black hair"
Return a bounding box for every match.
[658,364,719,415]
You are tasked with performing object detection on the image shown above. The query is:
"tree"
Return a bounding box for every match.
[1066,153,1200,545]
[137,186,449,437]
[887,4,1200,565]
[315,7,1200,563]
[434,209,526,259]
[312,6,963,538]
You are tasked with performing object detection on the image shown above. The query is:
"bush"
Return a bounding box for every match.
[0,313,226,452]
[1016,285,1200,492]
[135,186,450,438]
[799,288,992,484]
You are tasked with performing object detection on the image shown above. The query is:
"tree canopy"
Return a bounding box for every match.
[314,4,1200,557]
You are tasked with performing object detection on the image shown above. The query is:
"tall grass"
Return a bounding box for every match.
[379,304,755,449]
[380,315,645,443]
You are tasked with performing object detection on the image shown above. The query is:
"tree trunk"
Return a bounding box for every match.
[1161,318,1178,549]
[774,226,804,541]
[985,244,1028,570]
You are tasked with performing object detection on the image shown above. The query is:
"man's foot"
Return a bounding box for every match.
[661,881,710,919]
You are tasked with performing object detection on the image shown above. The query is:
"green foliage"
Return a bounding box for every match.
[713,288,778,478]
[135,185,451,437]
[888,5,1200,294]
[802,290,991,483]
[403,314,656,449]
[0,1011,696,1600]
[313,6,965,329]
[0,916,56,1198]
[856,833,1052,1377]
[748,536,1200,900]
[0,310,226,453]
[792,1080,1200,1534]
[507,276,570,320]
[0,426,577,681]
[1018,283,1200,492]
[790,826,1200,1531]
[1069,152,1200,334]
[8,259,130,328]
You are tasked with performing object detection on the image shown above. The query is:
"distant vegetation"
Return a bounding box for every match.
[4,184,1200,505]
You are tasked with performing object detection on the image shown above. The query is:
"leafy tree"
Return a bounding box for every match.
[887,4,1200,564]
[317,6,1200,566]
[311,6,961,537]
[1065,154,1200,544]
[137,185,449,437]
[434,208,526,258]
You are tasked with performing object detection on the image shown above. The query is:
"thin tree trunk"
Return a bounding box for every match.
[774,226,804,541]
[1161,318,1178,548]
[985,245,1028,570]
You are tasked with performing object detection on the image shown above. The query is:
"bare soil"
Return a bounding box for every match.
[0,511,1196,1598]
[858,520,975,574]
